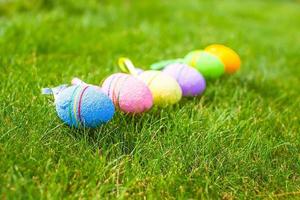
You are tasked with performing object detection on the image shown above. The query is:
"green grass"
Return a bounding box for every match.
[1,0,300,199]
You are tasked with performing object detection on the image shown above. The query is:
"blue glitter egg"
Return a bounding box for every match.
[46,85,115,128]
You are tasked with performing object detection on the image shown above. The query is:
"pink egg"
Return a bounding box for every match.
[102,73,153,114]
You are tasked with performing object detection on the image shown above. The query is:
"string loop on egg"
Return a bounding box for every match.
[118,57,138,76]
[150,58,184,70]
[41,84,68,95]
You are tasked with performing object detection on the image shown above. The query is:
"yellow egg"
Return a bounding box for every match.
[138,70,182,107]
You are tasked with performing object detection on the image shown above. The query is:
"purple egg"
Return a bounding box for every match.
[135,68,144,75]
[162,63,206,97]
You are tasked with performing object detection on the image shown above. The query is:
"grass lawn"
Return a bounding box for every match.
[1,0,300,199]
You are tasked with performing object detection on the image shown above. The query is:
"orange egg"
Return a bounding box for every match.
[205,44,241,74]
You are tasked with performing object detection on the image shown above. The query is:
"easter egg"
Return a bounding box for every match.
[135,68,145,75]
[138,70,182,107]
[54,85,115,128]
[205,44,241,74]
[184,50,225,79]
[163,63,206,97]
[102,73,153,114]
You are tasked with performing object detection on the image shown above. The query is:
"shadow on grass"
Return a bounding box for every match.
[64,94,208,158]
[61,76,248,157]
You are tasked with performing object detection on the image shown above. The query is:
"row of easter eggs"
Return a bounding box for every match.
[43,44,241,128]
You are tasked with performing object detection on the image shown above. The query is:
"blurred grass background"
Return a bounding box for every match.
[0,0,300,199]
